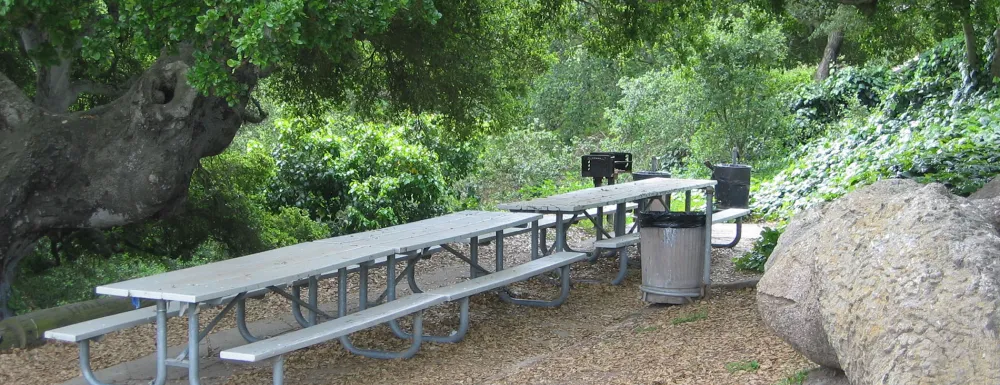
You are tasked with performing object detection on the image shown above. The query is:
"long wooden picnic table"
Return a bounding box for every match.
[90,210,541,385]
[497,178,717,286]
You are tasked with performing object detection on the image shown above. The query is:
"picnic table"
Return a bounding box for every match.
[497,178,717,285]
[57,210,578,385]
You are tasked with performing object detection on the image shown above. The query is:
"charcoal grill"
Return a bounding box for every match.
[581,152,633,187]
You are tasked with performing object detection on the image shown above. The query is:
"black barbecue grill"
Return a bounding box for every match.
[581,152,633,186]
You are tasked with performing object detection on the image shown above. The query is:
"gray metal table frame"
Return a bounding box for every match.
[497,178,717,286]
[87,210,542,385]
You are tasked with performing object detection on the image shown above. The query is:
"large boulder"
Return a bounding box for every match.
[758,179,1000,385]
[971,176,1000,200]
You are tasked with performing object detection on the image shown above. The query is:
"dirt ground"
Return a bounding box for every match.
[0,227,813,385]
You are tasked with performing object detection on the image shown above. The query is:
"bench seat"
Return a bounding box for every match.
[220,293,447,362]
[44,303,184,343]
[592,233,640,250]
[427,251,588,301]
[221,251,587,363]
[712,208,751,224]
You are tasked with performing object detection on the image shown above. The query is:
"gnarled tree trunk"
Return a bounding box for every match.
[0,51,247,319]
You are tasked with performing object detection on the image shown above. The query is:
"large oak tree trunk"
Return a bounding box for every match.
[0,51,246,319]
[816,28,845,82]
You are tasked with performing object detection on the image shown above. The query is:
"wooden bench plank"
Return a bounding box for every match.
[426,252,588,301]
[220,293,447,362]
[712,208,751,224]
[593,233,641,249]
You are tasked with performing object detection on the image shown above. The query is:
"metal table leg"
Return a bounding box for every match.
[702,187,715,295]
[530,220,540,260]
[555,213,566,253]
[187,305,202,385]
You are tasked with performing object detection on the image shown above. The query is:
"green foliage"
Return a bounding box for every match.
[787,65,892,145]
[774,370,811,385]
[3,0,552,123]
[528,43,624,140]
[269,113,450,233]
[734,225,784,273]
[755,38,1000,220]
[464,128,574,205]
[725,360,761,373]
[607,7,802,170]
[670,310,708,325]
[12,245,226,312]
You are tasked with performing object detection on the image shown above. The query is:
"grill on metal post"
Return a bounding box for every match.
[581,152,633,187]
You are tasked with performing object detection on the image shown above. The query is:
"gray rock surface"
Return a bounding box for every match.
[971,176,1000,200]
[803,367,850,385]
[758,179,1000,385]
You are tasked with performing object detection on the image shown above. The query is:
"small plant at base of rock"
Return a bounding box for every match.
[670,310,707,325]
[774,369,810,385]
[725,360,761,373]
[734,225,784,272]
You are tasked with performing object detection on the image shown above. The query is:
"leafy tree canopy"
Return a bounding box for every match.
[0,0,558,130]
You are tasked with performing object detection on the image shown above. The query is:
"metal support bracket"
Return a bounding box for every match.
[711,219,743,248]
[498,265,573,308]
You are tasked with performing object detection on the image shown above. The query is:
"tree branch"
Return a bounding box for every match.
[72,79,123,98]
[0,72,38,131]
[241,97,268,124]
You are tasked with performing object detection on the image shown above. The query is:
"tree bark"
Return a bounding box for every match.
[962,16,981,72]
[990,27,1000,79]
[0,50,248,319]
[816,28,845,81]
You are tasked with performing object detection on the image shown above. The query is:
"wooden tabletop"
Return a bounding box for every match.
[96,211,542,303]
[497,178,716,213]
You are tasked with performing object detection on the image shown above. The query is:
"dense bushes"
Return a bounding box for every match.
[269,114,455,233]
[754,38,1000,220]
[606,8,808,171]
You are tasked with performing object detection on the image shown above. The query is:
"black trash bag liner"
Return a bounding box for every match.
[638,212,706,228]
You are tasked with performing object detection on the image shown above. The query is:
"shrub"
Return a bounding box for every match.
[607,7,799,168]
[734,225,784,273]
[270,115,450,233]
[754,38,1000,220]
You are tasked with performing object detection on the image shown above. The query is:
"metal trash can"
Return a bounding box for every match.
[638,212,706,304]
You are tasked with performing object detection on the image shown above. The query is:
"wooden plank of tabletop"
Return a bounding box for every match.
[96,242,395,303]
[496,178,716,213]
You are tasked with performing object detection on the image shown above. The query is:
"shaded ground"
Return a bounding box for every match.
[0,224,813,385]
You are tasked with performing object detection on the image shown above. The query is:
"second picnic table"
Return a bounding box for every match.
[496,177,717,286]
